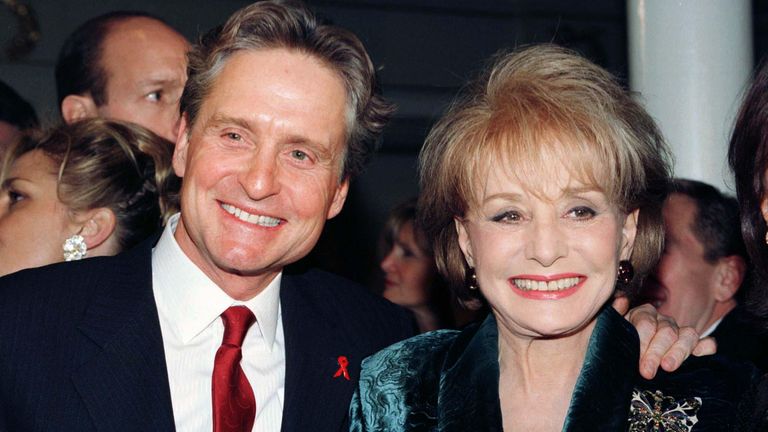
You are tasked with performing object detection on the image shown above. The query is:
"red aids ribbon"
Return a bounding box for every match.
[334,355,350,380]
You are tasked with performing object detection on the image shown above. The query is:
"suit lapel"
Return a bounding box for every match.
[71,238,175,431]
[280,274,361,432]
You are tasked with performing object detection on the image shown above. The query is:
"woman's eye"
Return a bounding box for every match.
[7,191,24,206]
[567,206,596,219]
[491,211,521,223]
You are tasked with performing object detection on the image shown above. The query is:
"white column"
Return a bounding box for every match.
[627,0,752,191]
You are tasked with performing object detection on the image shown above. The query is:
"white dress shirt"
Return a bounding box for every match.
[700,316,725,338]
[152,214,285,431]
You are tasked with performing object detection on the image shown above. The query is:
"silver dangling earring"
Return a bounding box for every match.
[63,234,87,261]
[468,268,479,290]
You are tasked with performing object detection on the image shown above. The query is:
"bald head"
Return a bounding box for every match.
[56,12,189,141]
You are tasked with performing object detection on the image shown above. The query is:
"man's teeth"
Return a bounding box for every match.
[513,277,580,291]
[221,203,281,227]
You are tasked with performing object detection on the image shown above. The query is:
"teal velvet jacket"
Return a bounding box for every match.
[349,306,759,431]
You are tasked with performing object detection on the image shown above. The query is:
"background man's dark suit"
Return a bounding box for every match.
[0,236,414,431]
[710,306,768,371]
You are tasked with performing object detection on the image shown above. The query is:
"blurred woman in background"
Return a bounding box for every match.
[380,198,484,332]
[0,118,179,276]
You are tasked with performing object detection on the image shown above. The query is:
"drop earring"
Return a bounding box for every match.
[468,268,478,290]
[617,260,634,285]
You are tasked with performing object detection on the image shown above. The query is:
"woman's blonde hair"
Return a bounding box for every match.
[2,118,180,252]
[418,44,672,300]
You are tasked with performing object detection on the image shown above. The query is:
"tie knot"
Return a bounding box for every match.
[220,306,255,347]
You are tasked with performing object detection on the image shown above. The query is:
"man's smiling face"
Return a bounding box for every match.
[172,48,349,295]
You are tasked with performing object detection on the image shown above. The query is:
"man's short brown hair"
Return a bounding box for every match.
[180,0,394,179]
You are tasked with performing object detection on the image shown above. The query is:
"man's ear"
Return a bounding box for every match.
[619,209,640,261]
[60,94,98,124]
[326,177,349,220]
[455,217,475,268]
[714,255,746,302]
[76,207,117,253]
[172,114,191,178]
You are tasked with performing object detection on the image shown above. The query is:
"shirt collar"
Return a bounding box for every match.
[152,213,282,349]
[700,316,724,338]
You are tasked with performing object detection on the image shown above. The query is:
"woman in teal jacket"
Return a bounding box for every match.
[350,44,758,431]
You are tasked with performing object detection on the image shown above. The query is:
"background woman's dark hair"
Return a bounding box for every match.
[380,197,456,328]
[381,198,431,258]
[2,118,180,252]
[728,58,768,318]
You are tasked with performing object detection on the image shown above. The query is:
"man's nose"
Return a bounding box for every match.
[240,152,281,200]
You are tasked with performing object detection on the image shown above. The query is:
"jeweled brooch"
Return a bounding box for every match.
[629,389,701,432]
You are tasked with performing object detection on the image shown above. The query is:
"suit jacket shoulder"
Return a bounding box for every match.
[286,269,415,340]
[279,269,416,432]
[0,235,175,431]
[711,306,768,371]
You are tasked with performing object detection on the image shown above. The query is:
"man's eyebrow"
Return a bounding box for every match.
[138,76,184,87]
[206,114,253,131]
[206,115,319,144]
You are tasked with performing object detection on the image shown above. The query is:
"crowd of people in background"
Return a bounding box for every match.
[1,0,768,430]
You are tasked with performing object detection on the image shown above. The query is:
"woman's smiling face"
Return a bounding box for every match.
[456,157,637,339]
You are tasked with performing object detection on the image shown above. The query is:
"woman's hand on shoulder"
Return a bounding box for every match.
[613,296,717,380]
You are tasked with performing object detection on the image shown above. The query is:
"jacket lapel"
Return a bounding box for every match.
[437,307,637,431]
[71,237,175,431]
[439,316,504,431]
[563,306,639,430]
[280,274,361,432]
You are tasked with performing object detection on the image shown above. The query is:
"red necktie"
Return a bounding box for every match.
[212,306,256,432]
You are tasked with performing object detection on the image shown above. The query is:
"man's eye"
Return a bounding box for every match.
[225,132,242,141]
[291,150,308,161]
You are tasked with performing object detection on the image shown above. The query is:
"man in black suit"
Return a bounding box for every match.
[1,2,410,431]
[0,2,712,431]
[640,178,768,370]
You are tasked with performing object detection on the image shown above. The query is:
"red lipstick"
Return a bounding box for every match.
[508,274,586,300]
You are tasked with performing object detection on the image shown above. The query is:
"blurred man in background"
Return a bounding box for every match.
[56,11,188,141]
[640,178,768,369]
